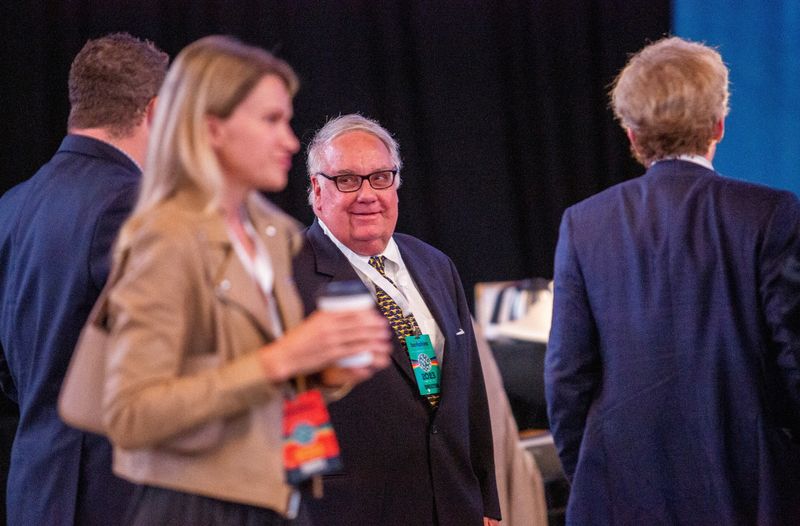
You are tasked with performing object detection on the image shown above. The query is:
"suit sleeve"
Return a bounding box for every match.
[88,184,137,292]
[450,259,501,520]
[782,252,800,350]
[545,208,601,481]
[759,194,800,434]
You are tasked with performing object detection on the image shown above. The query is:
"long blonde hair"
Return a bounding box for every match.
[121,36,298,242]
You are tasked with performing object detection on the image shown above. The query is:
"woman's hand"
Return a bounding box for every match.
[258,308,392,383]
[317,357,392,388]
[317,334,394,389]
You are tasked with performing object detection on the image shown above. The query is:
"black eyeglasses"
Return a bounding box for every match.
[316,169,398,193]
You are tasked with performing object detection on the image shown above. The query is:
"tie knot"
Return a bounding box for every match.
[368,255,386,276]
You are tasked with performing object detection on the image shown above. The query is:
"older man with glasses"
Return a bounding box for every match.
[293,114,500,526]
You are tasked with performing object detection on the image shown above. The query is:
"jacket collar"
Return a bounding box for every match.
[645,158,718,179]
[175,187,302,338]
[58,134,141,175]
[306,219,360,281]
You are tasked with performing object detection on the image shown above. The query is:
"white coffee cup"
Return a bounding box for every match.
[317,280,376,368]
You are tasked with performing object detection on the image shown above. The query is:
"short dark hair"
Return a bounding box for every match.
[67,33,168,137]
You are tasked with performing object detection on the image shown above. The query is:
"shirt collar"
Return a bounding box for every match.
[317,218,399,266]
[61,134,142,173]
[652,154,714,171]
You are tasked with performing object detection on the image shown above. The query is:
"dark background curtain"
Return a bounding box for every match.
[1,0,670,292]
[0,2,669,522]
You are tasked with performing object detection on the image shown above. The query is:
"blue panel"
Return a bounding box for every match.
[673,1,800,196]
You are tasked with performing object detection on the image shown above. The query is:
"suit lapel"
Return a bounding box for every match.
[200,217,276,341]
[396,237,453,371]
[164,188,303,347]
[306,220,362,283]
[306,222,417,384]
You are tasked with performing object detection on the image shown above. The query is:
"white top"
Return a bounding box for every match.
[227,209,284,337]
[318,219,445,361]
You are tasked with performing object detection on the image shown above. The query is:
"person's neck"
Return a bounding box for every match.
[704,142,717,162]
[351,241,388,257]
[221,189,256,256]
[69,126,147,168]
[220,180,249,217]
[316,218,388,258]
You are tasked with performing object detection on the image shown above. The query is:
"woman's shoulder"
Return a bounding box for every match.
[118,194,220,255]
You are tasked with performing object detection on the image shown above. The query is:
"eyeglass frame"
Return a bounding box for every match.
[315,168,398,193]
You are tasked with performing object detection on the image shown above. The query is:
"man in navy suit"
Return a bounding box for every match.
[545,37,800,525]
[0,33,167,525]
[293,114,500,526]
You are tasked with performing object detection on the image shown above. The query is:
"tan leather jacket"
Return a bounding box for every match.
[102,186,304,514]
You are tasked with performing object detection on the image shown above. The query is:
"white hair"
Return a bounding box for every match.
[305,114,402,205]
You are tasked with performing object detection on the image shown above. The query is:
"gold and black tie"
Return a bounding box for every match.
[368,256,440,409]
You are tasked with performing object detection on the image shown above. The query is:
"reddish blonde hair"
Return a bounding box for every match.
[611,37,729,166]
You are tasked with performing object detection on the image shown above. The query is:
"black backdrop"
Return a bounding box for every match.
[0,2,668,521]
[1,0,669,293]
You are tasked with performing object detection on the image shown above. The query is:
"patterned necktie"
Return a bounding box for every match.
[368,256,439,409]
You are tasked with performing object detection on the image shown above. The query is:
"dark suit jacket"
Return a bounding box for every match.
[545,159,800,525]
[293,221,500,526]
[784,247,800,343]
[0,135,137,525]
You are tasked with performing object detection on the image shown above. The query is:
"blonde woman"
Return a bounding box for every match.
[101,36,392,525]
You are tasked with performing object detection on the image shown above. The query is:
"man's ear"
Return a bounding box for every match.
[713,118,725,142]
[626,127,637,147]
[145,97,158,126]
[310,176,322,212]
[626,127,642,157]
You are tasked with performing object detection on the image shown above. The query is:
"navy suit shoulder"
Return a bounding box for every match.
[567,160,799,232]
[393,233,467,304]
[392,231,450,259]
[0,135,138,526]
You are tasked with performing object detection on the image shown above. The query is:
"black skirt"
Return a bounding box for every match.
[123,484,311,526]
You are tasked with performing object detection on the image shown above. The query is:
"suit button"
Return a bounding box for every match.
[430,424,439,434]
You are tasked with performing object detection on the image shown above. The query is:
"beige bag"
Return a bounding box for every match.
[57,251,127,435]
[59,250,226,450]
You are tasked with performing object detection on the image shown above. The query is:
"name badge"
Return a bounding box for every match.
[282,389,342,486]
[405,334,440,396]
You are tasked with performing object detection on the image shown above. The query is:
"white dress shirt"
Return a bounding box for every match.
[653,153,714,171]
[318,219,445,361]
